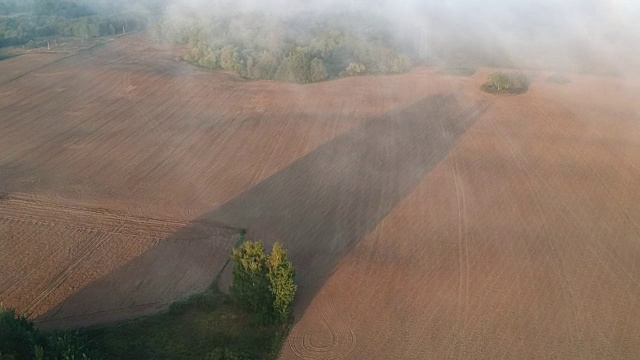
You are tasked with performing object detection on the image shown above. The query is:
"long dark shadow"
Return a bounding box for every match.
[36,93,486,329]
[204,93,487,313]
[35,222,238,330]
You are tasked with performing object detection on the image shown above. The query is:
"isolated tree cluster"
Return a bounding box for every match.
[481,71,529,94]
[231,241,296,324]
[154,11,413,83]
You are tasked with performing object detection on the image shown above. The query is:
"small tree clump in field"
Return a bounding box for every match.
[481,71,529,94]
[231,241,297,324]
[231,241,273,323]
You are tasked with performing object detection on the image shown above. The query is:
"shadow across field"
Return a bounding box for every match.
[35,93,486,329]
[204,93,486,312]
[35,221,238,330]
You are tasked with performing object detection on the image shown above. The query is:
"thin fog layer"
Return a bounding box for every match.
[163,0,640,75]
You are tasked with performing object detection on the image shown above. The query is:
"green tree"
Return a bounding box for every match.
[0,307,41,360]
[346,62,366,76]
[487,71,511,90]
[249,50,279,80]
[391,54,412,74]
[46,331,91,360]
[483,71,529,94]
[309,58,328,82]
[220,45,246,76]
[0,306,94,359]
[33,0,55,16]
[199,49,218,69]
[274,47,311,83]
[230,241,297,324]
[267,243,296,323]
[231,241,273,323]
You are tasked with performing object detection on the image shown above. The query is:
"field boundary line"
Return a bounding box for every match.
[213,229,246,287]
[0,35,125,86]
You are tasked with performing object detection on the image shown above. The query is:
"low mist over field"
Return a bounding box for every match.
[2,0,640,359]
[2,0,639,75]
[159,0,640,74]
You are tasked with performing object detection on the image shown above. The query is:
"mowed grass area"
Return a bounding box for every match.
[82,290,290,360]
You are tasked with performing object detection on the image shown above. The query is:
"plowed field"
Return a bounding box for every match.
[1,34,639,358]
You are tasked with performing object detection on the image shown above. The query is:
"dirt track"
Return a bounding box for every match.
[1,34,640,357]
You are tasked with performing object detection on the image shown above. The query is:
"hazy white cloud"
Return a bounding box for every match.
[159,0,640,74]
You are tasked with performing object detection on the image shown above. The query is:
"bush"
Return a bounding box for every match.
[249,51,279,79]
[391,54,412,73]
[0,306,93,359]
[309,58,328,82]
[231,241,296,324]
[267,244,296,323]
[274,47,312,83]
[231,241,273,323]
[0,307,41,360]
[45,331,92,360]
[220,45,246,76]
[481,71,529,94]
[204,348,247,360]
[346,62,366,76]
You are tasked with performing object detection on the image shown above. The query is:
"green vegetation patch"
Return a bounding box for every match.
[86,239,296,359]
[155,11,413,83]
[0,0,149,49]
[0,306,94,359]
[231,242,297,325]
[84,290,290,360]
[481,71,529,95]
[1,236,296,360]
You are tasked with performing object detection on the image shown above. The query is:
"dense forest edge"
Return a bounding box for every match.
[152,11,414,83]
[1,0,416,83]
[0,235,297,360]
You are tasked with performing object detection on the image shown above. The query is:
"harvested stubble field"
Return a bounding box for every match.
[1,34,640,358]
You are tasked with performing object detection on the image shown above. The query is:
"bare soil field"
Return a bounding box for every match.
[0,53,67,84]
[1,34,640,358]
[0,193,237,329]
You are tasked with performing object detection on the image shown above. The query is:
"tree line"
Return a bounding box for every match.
[0,0,148,49]
[153,11,414,83]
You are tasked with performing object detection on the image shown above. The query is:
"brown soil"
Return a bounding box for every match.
[0,53,67,84]
[1,34,640,358]
[0,193,237,329]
